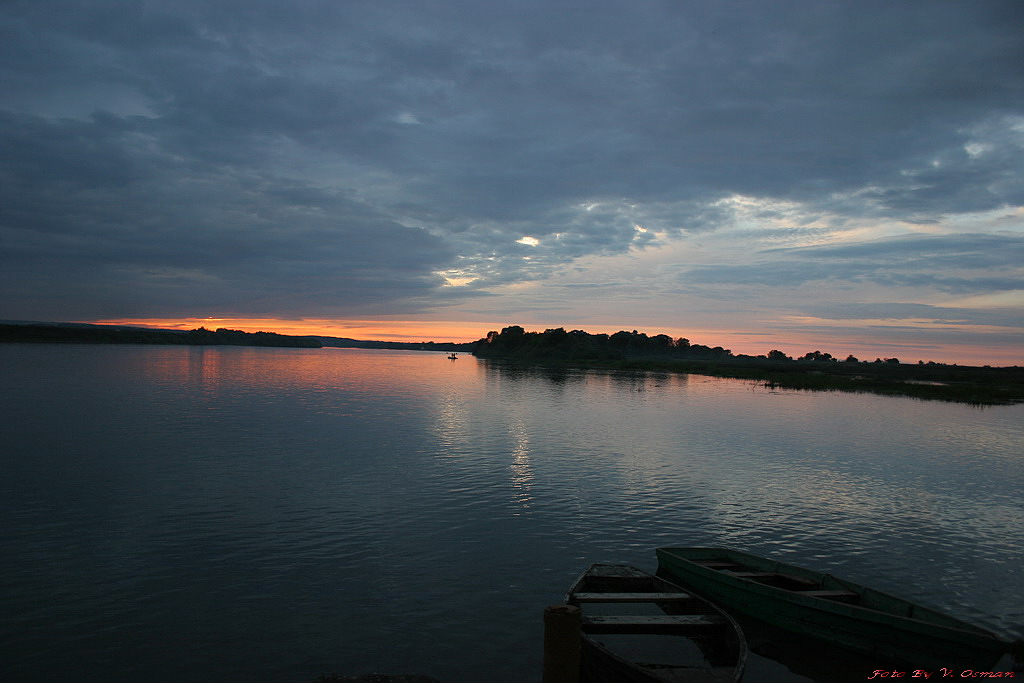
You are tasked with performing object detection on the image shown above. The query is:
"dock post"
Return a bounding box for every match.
[542,604,581,683]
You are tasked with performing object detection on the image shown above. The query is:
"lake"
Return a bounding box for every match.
[1,344,1021,682]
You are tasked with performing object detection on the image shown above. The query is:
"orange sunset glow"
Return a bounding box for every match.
[86,317,1021,367]
[91,318,496,343]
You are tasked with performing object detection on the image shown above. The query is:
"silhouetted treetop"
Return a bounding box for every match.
[474,326,730,361]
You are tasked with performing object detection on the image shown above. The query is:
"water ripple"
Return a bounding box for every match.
[1,345,1021,682]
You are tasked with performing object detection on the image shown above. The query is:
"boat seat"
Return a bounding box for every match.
[581,614,726,634]
[573,591,693,603]
[724,571,819,590]
[725,570,816,582]
[801,589,859,601]
[693,560,743,569]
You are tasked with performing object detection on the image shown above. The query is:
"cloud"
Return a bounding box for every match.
[1,0,1022,361]
[795,302,1024,330]
[683,233,1024,293]
[0,110,456,319]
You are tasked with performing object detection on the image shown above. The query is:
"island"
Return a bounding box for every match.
[471,326,1024,406]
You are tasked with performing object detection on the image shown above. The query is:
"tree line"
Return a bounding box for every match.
[469,325,1024,405]
[474,326,733,361]
[472,325,904,364]
[0,323,323,348]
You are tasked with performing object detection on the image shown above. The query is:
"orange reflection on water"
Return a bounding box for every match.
[134,345,487,404]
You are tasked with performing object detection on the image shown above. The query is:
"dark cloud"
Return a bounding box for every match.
[1,0,1022,322]
[0,110,455,319]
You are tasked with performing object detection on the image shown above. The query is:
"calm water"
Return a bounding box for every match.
[1,344,1021,682]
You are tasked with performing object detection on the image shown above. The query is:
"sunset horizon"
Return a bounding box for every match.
[63,316,1022,367]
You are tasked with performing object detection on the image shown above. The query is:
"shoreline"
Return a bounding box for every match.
[474,355,1024,406]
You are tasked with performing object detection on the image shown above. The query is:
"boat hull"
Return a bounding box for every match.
[567,564,747,683]
[656,547,1009,670]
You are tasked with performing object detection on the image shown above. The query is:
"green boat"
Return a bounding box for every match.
[656,547,1015,671]
[567,564,747,682]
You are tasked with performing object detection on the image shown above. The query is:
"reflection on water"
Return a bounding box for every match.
[1,345,1021,682]
[508,420,535,511]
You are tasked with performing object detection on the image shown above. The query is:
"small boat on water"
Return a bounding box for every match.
[447,353,458,359]
[566,564,747,683]
[656,547,1014,670]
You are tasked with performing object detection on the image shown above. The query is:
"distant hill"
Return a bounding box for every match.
[0,321,477,352]
[0,321,322,348]
[318,336,476,352]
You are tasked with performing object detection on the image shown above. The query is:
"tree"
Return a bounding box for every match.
[540,328,567,345]
[609,331,633,347]
[650,334,674,349]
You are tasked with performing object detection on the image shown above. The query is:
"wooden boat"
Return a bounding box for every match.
[566,564,747,682]
[656,547,1014,670]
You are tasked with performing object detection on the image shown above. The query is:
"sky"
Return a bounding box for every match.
[2,0,1023,365]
